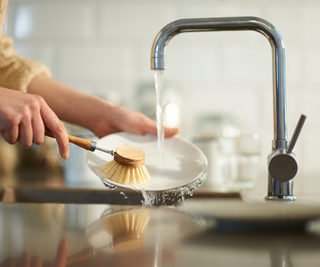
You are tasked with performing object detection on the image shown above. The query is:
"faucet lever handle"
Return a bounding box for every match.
[268,114,306,183]
[287,114,307,154]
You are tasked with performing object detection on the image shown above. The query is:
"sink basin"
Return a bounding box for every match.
[0,187,240,205]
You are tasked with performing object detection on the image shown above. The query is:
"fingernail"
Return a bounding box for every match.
[63,151,69,160]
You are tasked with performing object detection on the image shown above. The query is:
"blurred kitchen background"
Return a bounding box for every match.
[2,0,320,181]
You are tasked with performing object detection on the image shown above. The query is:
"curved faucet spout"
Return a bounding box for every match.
[150,16,299,200]
[151,16,288,146]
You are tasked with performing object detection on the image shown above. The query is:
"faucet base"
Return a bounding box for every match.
[265,195,296,201]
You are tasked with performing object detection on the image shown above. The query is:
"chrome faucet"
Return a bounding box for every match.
[150,17,306,200]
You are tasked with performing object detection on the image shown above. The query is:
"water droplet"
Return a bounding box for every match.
[120,190,128,199]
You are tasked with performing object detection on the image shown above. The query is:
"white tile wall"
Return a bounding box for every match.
[5,0,320,177]
[14,4,97,40]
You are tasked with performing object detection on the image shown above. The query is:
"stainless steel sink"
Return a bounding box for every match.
[0,187,240,205]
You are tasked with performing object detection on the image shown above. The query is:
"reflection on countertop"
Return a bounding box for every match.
[0,203,203,266]
[2,201,320,266]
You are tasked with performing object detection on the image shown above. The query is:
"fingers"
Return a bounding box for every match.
[53,123,69,160]
[18,119,33,148]
[16,253,30,267]
[52,238,68,267]
[141,115,180,138]
[30,256,42,267]
[41,105,69,160]
[164,126,180,138]
[43,119,69,160]
[0,89,45,147]
[96,105,181,138]
[31,112,45,145]
[0,116,19,144]
[6,114,44,148]
[0,257,15,267]
[1,128,19,144]
[142,118,158,136]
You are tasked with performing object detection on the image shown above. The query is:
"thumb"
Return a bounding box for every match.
[164,127,180,138]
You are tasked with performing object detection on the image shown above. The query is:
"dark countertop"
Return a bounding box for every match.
[2,201,320,266]
[2,168,320,266]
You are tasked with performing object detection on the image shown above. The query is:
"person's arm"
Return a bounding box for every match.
[27,74,180,139]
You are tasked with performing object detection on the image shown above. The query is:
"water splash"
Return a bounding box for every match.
[101,178,117,190]
[140,171,207,206]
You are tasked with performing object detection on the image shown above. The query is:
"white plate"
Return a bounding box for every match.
[86,132,208,192]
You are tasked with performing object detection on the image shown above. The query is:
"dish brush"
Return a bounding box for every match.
[45,128,150,184]
[101,209,150,252]
[103,146,150,184]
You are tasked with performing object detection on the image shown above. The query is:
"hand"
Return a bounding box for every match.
[0,238,68,267]
[0,87,69,159]
[92,104,180,139]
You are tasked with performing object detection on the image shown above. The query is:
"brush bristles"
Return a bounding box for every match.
[102,210,150,235]
[101,210,150,252]
[103,160,150,184]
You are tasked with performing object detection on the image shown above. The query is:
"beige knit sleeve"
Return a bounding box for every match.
[0,34,51,92]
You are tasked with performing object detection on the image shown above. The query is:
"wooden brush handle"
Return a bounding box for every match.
[45,127,93,151]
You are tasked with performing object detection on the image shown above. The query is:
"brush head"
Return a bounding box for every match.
[114,146,145,168]
[103,160,150,184]
[113,232,144,252]
[101,210,150,252]
[103,146,150,184]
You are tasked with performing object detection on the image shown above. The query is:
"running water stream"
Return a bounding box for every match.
[154,70,165,166]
